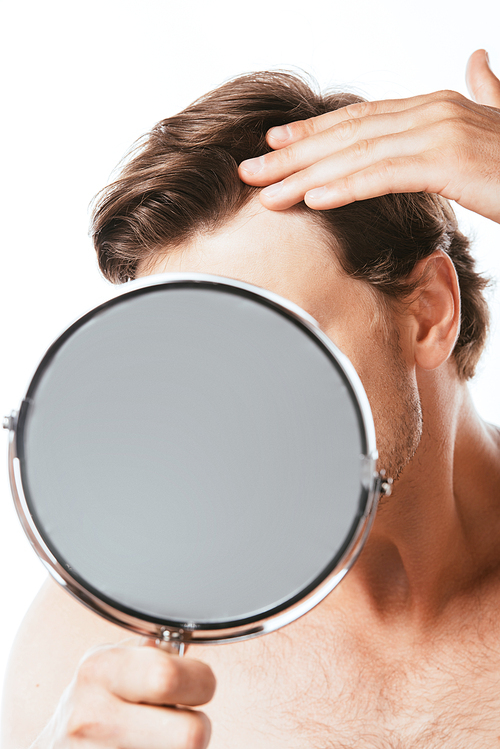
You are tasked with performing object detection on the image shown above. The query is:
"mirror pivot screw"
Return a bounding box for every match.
[379,470,394,497]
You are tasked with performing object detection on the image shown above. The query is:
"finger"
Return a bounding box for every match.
[240,108,416,186]
[121,705,212,749]
[240,97,479,189]
[262,89,470,150]
[257,125,442,210]
[302,155,446,210]
[73,698,211,749]
[466,49,500,108]
[79,645,216,707]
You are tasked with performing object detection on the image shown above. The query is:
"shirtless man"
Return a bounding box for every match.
[2,49,500,749]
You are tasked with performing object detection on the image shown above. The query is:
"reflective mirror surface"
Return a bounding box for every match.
[11,275,377,639]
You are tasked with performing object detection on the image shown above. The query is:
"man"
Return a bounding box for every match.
[2,48,500,749]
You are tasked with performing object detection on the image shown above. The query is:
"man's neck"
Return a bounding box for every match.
[340,367,500,625]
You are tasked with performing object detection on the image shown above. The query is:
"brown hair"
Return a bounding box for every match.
[90,71,489,379]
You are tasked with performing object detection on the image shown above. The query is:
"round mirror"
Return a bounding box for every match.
[7,273,381,645]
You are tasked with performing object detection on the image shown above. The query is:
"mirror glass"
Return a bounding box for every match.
[17,278,369,629]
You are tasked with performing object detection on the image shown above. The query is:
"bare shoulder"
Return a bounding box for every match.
[1,577,129,749]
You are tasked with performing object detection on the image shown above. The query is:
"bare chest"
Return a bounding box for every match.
[195,615,500,749]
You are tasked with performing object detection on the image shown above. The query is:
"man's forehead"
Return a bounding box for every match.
[138,198,349,314]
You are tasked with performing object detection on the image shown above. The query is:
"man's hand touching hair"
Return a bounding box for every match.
[238,49,500,225]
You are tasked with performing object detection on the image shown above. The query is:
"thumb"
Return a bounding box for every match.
[466,49,500,108]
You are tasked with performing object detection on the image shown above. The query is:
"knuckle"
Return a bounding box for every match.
[76,651,104,686]
[67,712,101,740]
[66,690,116,741]
[293,117,316,137]
[183,712,212,749]
[150,655,181,698]
[373,157,417,194]
[429,98,465,120]
[275,144,299,168]
[339,172,358,196]
[431,116,468,144]
[350,138,372,160]
[376,158,398,180]
[334,117,360,142]
[344,100,373,119]
[345,158,399,196]
[432,88,465,101]
[380,157,397,174]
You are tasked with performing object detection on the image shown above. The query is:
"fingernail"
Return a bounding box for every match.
[261,181,284,198]
[485,50,491,68]
[268,124,291,142]
[306,186,328,200]
[240,155,266,175]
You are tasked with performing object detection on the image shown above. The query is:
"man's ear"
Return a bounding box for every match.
[407,250,461,372]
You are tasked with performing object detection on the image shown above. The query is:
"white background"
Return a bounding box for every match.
[1,0,500,715]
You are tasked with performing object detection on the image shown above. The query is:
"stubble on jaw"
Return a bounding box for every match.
[369,327,423,504]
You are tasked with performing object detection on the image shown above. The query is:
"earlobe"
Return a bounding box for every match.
[409,251,461,372]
